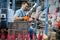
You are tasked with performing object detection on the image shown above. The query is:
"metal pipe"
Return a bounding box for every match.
[12,0,15,11]
[6,0,10,28]
[44,0,48,35]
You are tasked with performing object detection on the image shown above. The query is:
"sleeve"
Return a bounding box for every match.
[14,10,20,17]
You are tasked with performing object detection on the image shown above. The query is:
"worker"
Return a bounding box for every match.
[14,1,28,20]
[14,2,39,39]
[14,1,33,21]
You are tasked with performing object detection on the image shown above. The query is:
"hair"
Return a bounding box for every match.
[21,1,28,6]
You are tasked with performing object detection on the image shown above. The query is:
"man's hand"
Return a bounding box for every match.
[23,16,29,21]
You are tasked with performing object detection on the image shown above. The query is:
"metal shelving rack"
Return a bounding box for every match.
[0,0,15,28]
[0,0,8,28]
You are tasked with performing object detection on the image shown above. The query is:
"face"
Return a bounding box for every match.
[23,3,28,11]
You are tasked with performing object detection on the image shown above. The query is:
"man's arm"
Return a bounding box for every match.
[14,10,24,20]
[14,16,24,20]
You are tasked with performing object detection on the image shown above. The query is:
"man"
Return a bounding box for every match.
[14,2,31,21]
[14,2,39,39]
[14,1,39,21]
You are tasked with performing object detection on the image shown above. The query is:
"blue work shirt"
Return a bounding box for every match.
[15,9,26,17]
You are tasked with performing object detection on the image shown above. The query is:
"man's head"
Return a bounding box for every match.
[21,2,28,11]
